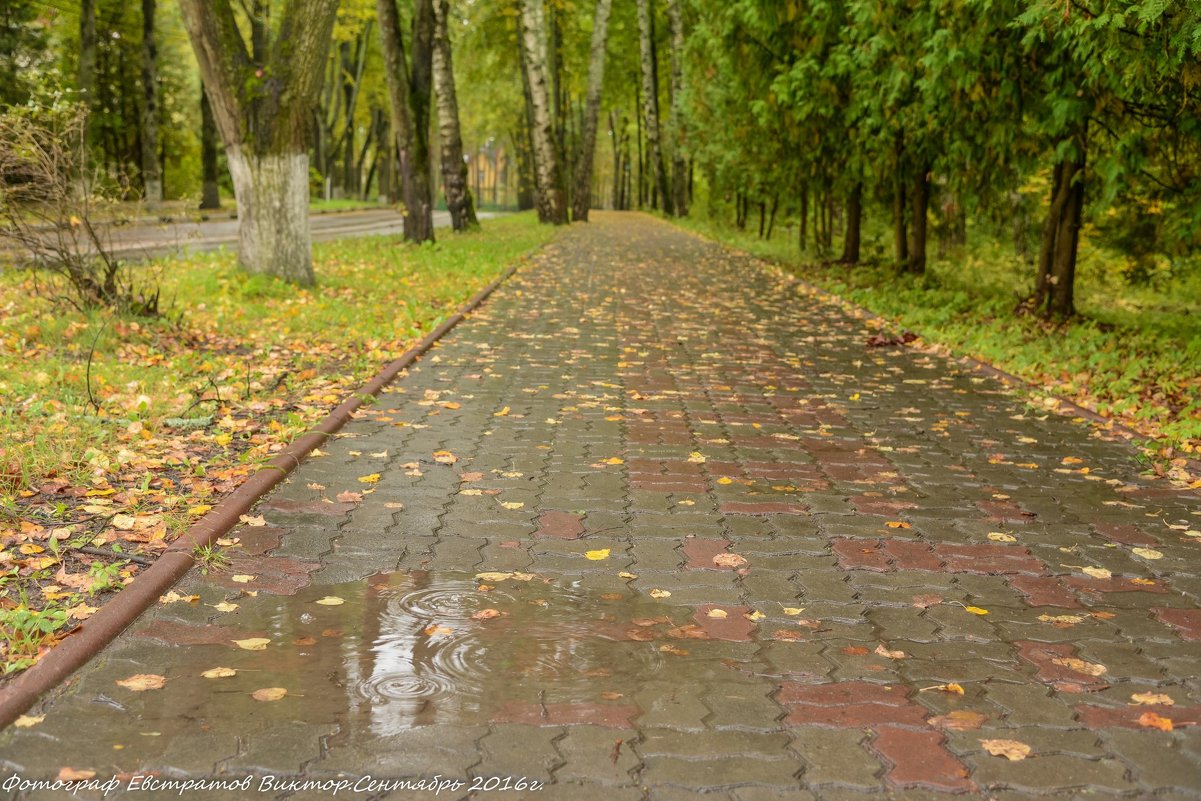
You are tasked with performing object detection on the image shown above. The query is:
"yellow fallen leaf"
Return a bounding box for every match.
[649,589,671,599]
[745,610,766,621]
[782,607,805,616]
[358,473,382,484]
[585,549,611,561]
[160,591,200,605]
[231,575,256,584]
[433,450,457,464]
[211,601,239,613]
[1051,657,1107,677]
[707,609,729,619]
[713,553,748,568]
[1132,547,1164,560]
[716,477,733,485]
[423,624,453,637]
[687,452,706,463]
[988,532,1017,542]
[476,571,513,582]
[981,739,1032,761]
[500,501,525,510]
[874,644,906,659]
[494,406,510,416]
[965,606,990,615]
[603,457,624,465]
[116,674,167,691]
[13,714,44,728]
[67,602,98,620]
[233,638,270,651]
[188,505,213,516]
[1138,711,1173,731]
[1038,614,1085,624]
[314,596,345,606]
[201,667,237,679]
[471,609,505,620]
[251,687,288,702]
[239,514,266,527]
[618,571,638,579]
[459,488,483,496]
[884,521,911,529]
[1130,692,1174,706]
[1082,566,1112,579]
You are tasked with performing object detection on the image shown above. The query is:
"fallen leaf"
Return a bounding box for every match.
[687,451,706,463]
[1051,657,1107,677]
[239,515,266,527]
[494,406,510,416]
[649,589,671,599]
[251,687,288,702]
[1130,692,1174,706]
[336,490,363,503]
[980,739,1032,761]
[712,553,748,568]
[293,636,317,646]
[782,607,805,616]
[233,637,270,651]
[745,610,766,621]
[659,644,689,655]
[231,575,256,584]
[988,532,1017,542]
[842,646,871,656]
[912,594,944,608]
[1038,614,1085,625]
[874,644,906,659]
[599,691,624,700]
[885,521,911,529]
[160,591,200,605]
[707,609,729,619]
[618,571,638,579]
[930,710,987,730]
[314,596,345,606]
[67,602,98,620]
[500,501,525,510]
[602,457,624,465]
[1138,711,1173,731]
[1132,547,1164,560]
[433,450,458,464]
[201,667,237,679]
[357,473,382,484]
[116,674,167,691]
[13,714,44,728]
[57,768,96,781]
[585,549,611,561]
[1081,566,1112,579]
[471,608,505,620]
[423,624,453,637]
[211,601,239,613]
[964,606,990,615]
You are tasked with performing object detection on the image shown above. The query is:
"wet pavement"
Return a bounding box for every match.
[3,213,1201,799]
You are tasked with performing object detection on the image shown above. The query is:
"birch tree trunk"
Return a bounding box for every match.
[433,0,478,231]
[636,0,670,214]
[519,0,567,225]
[179,0,338,285]
[139,0,162,205]
[570,0,612,222]
[377,0,436,242]
[666,0,687,216]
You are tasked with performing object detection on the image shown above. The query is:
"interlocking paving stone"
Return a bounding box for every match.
[3,214,1201,798]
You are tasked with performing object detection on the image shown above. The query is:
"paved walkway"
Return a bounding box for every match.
[4,213,1201,799]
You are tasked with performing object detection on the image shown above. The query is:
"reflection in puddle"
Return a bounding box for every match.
[250,571,668,735]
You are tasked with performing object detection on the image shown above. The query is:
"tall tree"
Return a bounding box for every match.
[179,0,339,285]
[665,0,687,216]
[518,0,567,224]
[199,87,221,210]
[571,0,613,222]
[377,0,437,242]
[140,0,162,205]
[636,0,669,213]
[432,0,478,230]
[79,0,97,139]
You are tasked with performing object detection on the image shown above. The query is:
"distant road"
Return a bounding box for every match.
[90,208,501,260]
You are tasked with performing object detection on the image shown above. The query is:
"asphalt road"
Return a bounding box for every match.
[91,208,499,260]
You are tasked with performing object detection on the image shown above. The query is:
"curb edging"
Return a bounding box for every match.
[0,263,520,730]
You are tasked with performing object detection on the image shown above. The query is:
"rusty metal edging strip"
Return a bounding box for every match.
[0,263,520,730]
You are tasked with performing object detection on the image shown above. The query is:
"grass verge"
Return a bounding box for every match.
[0,212,555,675]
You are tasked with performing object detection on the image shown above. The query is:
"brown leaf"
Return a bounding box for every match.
[251,687,288,702]
[874,644,906,659]
[1138,711,1173,731]
[471,608,506,621]
[712,552,748,568]
[57,768,97,781]
[335,490,362,503]
[1051,657,1107,677]
[912,594,944,608]
[1130,692,1174,706]
[930,710,987,731]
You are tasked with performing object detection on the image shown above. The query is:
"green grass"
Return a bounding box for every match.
[673,211,1201,462]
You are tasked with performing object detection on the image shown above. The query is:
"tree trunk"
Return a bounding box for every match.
[609,110,622,211]
[765,195,778,240]
[634,80,644,208]
[376,0,436,242]
[180,0,338,284]
[433,0,478,230]
[518,0,567,224]
[636,0,671,214]
[907,165,930,274]
[893,172,908,267]
[199,87,221,209]
[666,0,687,216]
[842,181,861,264]
[798,184,807,251]
[226,149,313,283]
[571,0,613,222]
[140,0,162,205]
[1035,159,1069,308]
[1048,155,1084,319]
